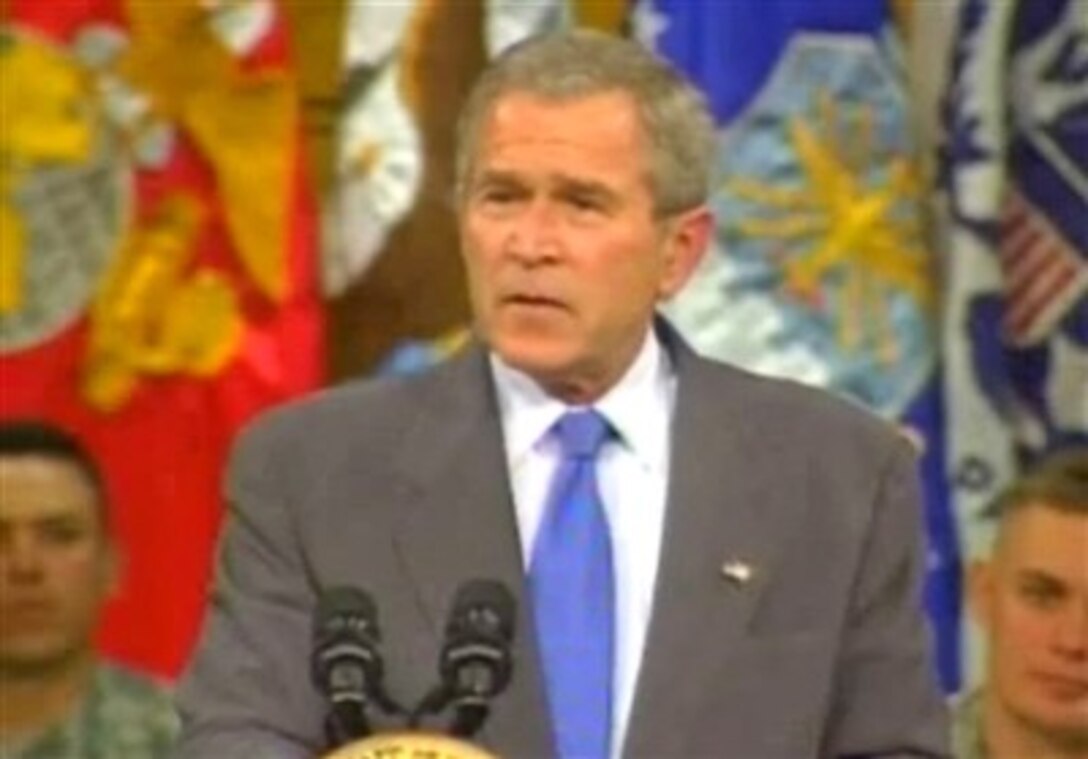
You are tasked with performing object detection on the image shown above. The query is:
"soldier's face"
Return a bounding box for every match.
[971,505,1088,745]
[0,456,116,675]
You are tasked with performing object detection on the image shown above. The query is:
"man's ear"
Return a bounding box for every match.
[967,559,996,633]
[658,205,714,300]
[102,539,123,598]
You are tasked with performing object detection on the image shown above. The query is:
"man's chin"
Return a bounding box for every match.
[1042,725,1088,755]
[1015,705,1088,752]
[491,337,574,381]
[0,639,88,679]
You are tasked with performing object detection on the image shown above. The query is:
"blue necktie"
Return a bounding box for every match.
[530,409,615,759]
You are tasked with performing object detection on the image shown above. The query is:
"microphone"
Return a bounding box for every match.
[311,587,402,748]
[434,579,517,738]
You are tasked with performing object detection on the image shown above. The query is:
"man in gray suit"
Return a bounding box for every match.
[174,30,950,758]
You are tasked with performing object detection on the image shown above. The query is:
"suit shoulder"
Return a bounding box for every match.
[232,368,442,461]
[694,356,914,463]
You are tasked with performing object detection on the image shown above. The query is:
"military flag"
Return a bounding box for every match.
[939,0,1087,687]
[940,0,1087,536]
[0,0,324,676]
[634,0,963,691]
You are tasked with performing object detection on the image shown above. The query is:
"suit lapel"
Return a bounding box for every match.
[622,335,791,758]
[389,344,553,757]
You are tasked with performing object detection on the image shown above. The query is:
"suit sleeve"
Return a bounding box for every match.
[821,439,952,758]
[171,420,326,759]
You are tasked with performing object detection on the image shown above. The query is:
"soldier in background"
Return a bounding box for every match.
[959,449,1088,759]
[0,420,177,759]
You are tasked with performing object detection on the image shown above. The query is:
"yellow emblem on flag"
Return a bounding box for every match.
[727,90,933,365]
[0,29,97,314]
[82,195,243,412]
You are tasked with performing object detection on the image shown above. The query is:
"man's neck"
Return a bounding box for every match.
[0,651,96,739]
[984,694,1088,759]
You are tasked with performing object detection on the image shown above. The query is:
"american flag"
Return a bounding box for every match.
[999,189,1088,346]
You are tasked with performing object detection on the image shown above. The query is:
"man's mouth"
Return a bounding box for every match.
[1034,673,1088,700]
[0,599,56,628]
[503,294,564,309]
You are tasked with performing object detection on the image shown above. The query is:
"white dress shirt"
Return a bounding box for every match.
[490,328,675,757]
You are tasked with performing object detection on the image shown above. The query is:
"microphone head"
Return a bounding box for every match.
[314,587,379,638]
[441,579,516,699]
[312,586,383,696]
[445,579,516,643]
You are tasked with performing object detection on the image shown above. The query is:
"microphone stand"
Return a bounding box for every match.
[448,700,490,740]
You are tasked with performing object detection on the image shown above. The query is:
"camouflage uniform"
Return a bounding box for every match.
[1,663,178,759]
[952,690,987,759]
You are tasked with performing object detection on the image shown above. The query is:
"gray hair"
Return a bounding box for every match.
[455,29,717,216]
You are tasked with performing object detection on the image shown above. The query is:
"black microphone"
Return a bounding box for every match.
[439,579,517,739]
[311,587,402,748]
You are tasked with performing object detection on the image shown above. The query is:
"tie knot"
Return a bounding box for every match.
[553,409,611,459]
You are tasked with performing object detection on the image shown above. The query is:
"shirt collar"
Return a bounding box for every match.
[490,328,674,472]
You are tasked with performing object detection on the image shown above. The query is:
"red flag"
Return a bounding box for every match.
[0,0,324,677]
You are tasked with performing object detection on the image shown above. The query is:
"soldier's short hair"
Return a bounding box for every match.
[985,449,1088,522]
[0,418,110,531]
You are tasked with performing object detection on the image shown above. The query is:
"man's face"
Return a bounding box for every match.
[0,455,116,675]
[459,90,709,401]
[971,505,1088,742]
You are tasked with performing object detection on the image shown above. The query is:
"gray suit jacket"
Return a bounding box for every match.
[174,326,950,758]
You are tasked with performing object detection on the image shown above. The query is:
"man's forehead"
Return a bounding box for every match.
[490,88,638,119]
[474,166,619,193]
[997,505,1088,574]
[0,456,98,522]
[479,91,646,154]
[1002,502,1088,538]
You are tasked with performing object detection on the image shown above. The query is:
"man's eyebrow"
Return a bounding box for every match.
[1016,568,1069,588]
[553,175,620,202]
[472,169,525,187]
[37,511,87,523]
[560,178,611,194]
[0,516,81,538]
[1,507,89,525]
[474,169,615,191]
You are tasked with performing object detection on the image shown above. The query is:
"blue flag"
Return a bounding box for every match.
[940,0,1087,692]
[941,0,1087,506]
[635,0,963,692]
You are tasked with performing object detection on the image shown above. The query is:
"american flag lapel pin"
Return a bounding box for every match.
[720,559,754,586]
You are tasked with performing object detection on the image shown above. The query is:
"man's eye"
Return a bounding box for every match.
[1019,582,1063,608]
[479,188,519,204]
[568,196,601,212]
[40,523,87,545]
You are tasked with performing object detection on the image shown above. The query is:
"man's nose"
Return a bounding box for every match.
[2,535,45,582]
[1053,598,1088,660]
[506,201,561,266]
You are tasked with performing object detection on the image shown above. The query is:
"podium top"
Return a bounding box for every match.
[323,731,501,759]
